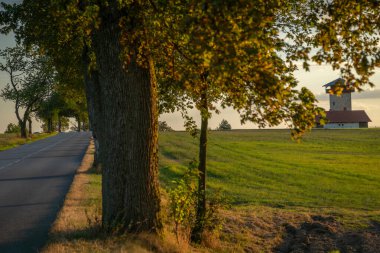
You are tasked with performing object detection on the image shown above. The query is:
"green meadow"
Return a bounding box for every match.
[159,129,380,214]
[43,129,380,251]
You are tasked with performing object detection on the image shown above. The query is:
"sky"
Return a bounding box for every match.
[0,20,379,132]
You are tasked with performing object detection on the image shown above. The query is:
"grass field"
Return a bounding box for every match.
[43,129,380,253]
[0,132,57,151]
[45,129,380,252]
[159,129,380,223]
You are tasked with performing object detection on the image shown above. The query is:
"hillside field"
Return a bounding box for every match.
[159,128,380,225]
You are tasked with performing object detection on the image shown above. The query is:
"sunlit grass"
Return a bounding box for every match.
[159,129,380,213]
[0,132,57,151]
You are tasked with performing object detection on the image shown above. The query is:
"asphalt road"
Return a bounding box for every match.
[0,132,91,252]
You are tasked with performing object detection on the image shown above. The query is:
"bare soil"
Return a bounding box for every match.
[220,208,380,253]
[275,215,380,253]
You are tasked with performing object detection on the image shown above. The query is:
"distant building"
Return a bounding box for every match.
[315,78,371,128]
[324,78,353,111]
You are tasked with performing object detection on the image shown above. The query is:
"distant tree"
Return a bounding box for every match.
[58,117,70,132]
[158,121,174,132]
[216,120,232,131]
[4,123,20,134]
[35,92,60,133]
[0,46,55,138]
[36,88,88,133]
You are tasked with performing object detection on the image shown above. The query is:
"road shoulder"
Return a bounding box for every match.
[42,140,96,252]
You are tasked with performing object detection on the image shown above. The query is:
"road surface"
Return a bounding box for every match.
[0,132,91,252]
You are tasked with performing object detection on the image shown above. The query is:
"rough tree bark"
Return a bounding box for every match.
[15,102,28,138]
[92,2,161,232]
[191,91,208,242]
[19,119,27,138]
[28,117,32,135]
[83,45,101,166]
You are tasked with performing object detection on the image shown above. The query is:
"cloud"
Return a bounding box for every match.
[315,89,380,101]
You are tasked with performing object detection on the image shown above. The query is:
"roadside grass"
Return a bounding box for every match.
[44,142,185,253]
[0,132,57,151]
[45,129,380,252]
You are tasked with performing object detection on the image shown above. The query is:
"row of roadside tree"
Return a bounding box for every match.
[0,0,378,245]
[0,46,89,137]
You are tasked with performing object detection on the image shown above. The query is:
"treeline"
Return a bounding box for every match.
[0,0,378,245]
[0,46,89,137]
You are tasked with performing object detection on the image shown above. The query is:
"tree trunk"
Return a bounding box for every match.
[191,92,208,243]
[19,120,27,138]
[82,45,102,166]
[47,118,51,133]
[58,117,62,132]
[77,116,81,132]
[92,3,161,233]
[15,105,26,138]
[28,118,32,135]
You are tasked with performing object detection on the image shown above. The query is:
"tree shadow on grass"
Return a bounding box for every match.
[275,216,380,253]
[48,223,171,253]
[50,224,104,242]
[159,166,183,187]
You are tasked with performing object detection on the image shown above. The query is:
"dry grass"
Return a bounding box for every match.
[0,132,56,151]
[42,140,98,253]
[42,141,191,253]
[217,207,311,252]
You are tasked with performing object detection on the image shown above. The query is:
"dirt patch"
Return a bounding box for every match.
[219,208,311,252]
[275,216,380,253]
[219,209,380,253]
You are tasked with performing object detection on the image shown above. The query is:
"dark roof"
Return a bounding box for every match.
[316,110,372,123]
[323,78,346,87]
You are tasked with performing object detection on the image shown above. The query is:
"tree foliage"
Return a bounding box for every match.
[158,121,174,132]
[168,161,199,242]
[0,45,56,138]
[4,123,20,134]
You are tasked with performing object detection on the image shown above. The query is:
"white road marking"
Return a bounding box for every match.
[0,134,75,172]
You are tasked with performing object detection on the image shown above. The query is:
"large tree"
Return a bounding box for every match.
[0,46,55,138]
[156,0,379,241]
[35,89,87,133]
[1,0,162,232]
[155,2,308,241]
[1,0,378,236]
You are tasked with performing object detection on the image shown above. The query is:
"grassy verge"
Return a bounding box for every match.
[44,129,380,252]
[0,132,57,151]
[43,142,183,253]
